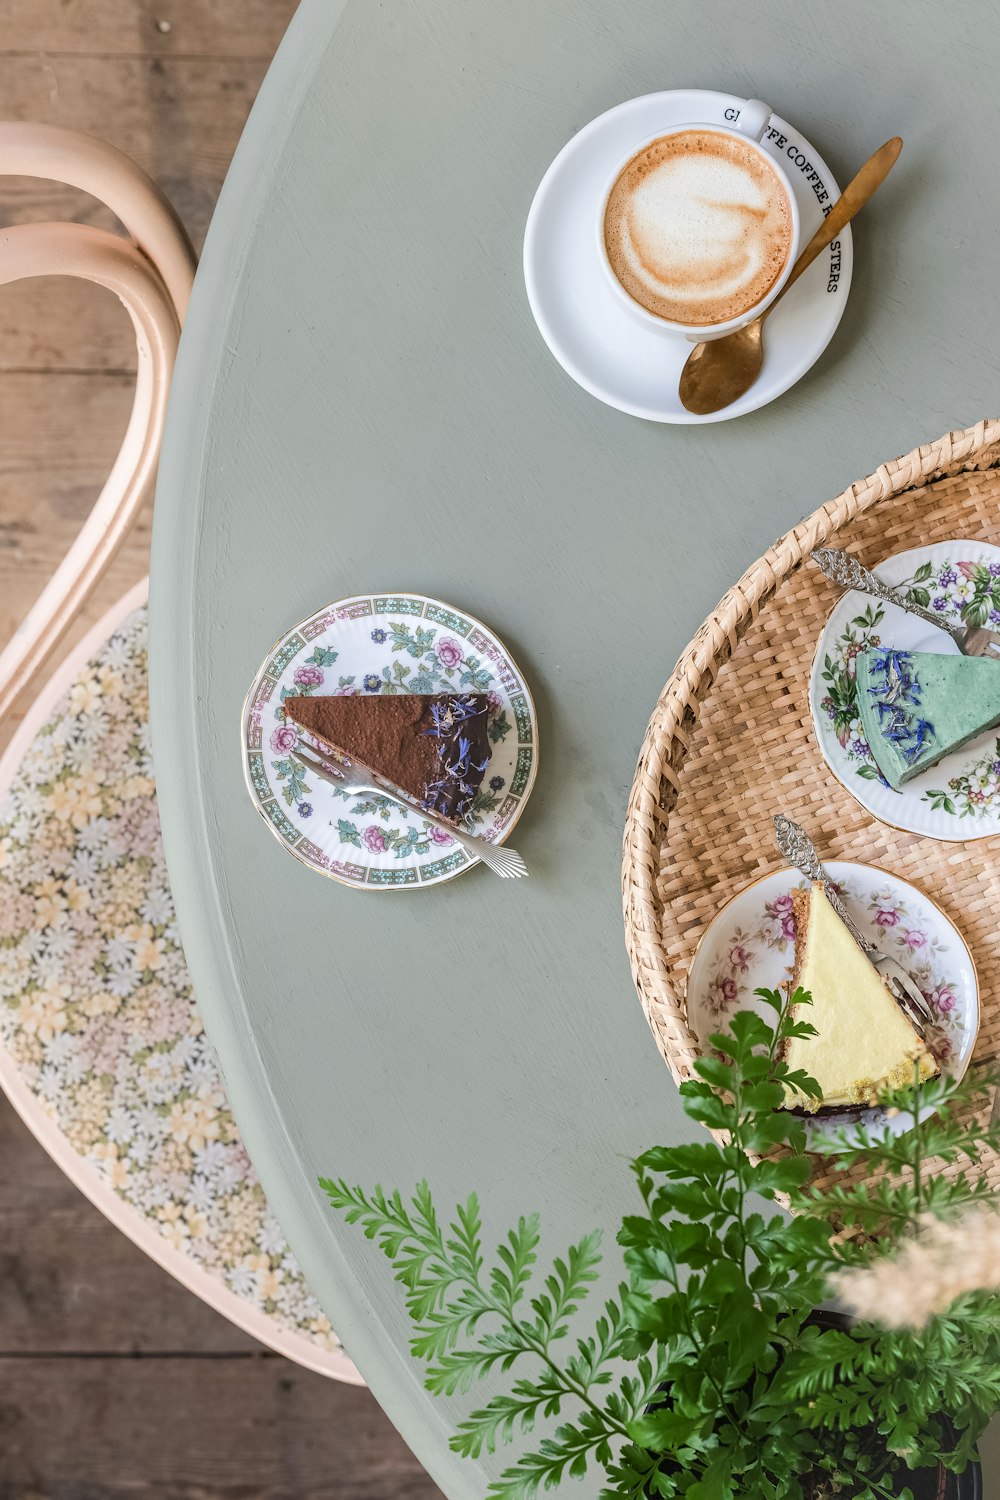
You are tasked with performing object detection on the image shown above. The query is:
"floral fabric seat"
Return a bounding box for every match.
[0,604,355,1375]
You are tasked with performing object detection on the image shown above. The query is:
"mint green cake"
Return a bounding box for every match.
[855,647,1000,789]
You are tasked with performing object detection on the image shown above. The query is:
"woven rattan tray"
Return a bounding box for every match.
[622,419,1000,1188]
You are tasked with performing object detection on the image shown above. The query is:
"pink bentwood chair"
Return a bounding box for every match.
[0,125,359,1381]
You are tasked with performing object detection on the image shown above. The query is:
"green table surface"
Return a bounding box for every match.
[150,1,1000,1492]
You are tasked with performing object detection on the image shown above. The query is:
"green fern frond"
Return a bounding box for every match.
[528,1231,603,1347]
[322,991,993,1498]
[489,1215,540,1313]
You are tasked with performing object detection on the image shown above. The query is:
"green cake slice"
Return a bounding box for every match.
[855,647,1000,788]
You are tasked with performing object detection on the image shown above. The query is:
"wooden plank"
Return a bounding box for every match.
[1,0,298,60]
[0,37,274,714]
[0,10,443,1495]
[0,1355,443,1498]
[0,1099,262,1354]
[0,274,136,375]
[0,371,149,754]
[0,371,137,637]
[0,371,133,483]
[0,53,273,241]
[0,47,276,372]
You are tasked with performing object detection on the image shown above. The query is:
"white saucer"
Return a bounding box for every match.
[241,593,538,890]
[523,91,853,424]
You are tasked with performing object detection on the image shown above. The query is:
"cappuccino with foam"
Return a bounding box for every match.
[603,129,793,328]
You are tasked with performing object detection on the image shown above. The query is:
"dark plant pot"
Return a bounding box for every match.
[906,1451,982,1500]
[873,1439,981,1500]
[806,1311,982,1500]
[642,1309,983,1499]
[642,1436,981,1499]
[796,1412,982,1499]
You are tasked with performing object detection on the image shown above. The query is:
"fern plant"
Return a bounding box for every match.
[321,991,1000,1499]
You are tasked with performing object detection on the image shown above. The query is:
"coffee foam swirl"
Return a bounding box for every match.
[603,130,793,327]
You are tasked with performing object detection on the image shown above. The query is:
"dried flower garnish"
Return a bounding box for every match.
[866,648,936,766]
[833,1206,1000,1328]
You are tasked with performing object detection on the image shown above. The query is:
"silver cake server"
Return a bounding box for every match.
[290,744,528,879]
[812,547,1000,658]
[773,814,931,1035]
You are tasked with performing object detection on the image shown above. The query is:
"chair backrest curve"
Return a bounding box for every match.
[0,122,195,321]
[0,125,196,720]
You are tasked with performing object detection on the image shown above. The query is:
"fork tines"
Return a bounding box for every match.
[291,743,528,877]
[482,845,529,878]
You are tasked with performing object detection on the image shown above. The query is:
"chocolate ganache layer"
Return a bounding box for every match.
[282,692,492,827]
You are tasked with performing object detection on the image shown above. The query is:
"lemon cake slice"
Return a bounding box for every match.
[780,882,938,1112]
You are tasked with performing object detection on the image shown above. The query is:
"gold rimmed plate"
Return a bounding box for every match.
[685,860,979,1148]
[241,593,538,890]
[810,540,1000,842]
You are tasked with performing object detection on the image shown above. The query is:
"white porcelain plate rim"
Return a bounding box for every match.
[685,860,978,1150]
[523,88,853,424]
[240,592,538,890]
[809,539,1000,842]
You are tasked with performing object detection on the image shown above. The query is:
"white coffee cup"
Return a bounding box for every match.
[597,100,801,342]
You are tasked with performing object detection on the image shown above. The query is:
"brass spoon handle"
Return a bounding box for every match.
[678,135,903,417]
[775,136,902,306]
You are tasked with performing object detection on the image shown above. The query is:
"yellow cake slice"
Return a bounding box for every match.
[780,883,938,1112]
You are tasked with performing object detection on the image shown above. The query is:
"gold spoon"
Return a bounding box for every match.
[678,136,903,416]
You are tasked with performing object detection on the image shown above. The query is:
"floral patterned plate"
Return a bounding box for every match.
[810,541,1000,841]
[241,594,537,889]
[686,861,978,1148]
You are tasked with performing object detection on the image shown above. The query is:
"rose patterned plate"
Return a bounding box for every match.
[241,594,538,889]
[686,861,978,1148]
[809,540,1000,841]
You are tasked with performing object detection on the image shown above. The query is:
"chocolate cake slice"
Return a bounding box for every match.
[282,693,492,828]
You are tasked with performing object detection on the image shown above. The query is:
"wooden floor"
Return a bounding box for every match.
[0,5,442,1495]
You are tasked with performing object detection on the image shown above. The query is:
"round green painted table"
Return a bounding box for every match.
[150,1,1000,1491]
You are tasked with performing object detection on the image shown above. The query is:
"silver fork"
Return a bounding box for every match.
[772,815,931,1035]
[812,547,1000,657]
[290,745,528,879]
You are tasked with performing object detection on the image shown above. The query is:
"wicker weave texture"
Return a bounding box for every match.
[622,421,1000,1182]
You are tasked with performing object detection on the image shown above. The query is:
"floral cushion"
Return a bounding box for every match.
[0,607,341,1356]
